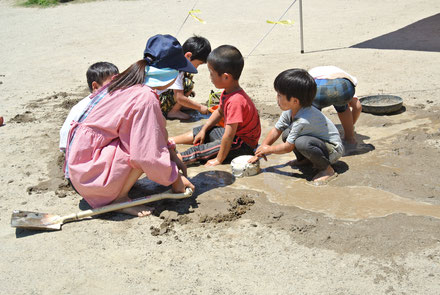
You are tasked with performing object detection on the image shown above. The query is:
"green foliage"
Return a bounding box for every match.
[22,0,61,7]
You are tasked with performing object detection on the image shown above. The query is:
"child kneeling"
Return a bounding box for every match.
[250,69,344,183]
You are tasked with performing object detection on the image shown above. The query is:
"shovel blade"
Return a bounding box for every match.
[11,210,62,231]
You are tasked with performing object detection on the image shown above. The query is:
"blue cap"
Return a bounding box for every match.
[143,34,197,74]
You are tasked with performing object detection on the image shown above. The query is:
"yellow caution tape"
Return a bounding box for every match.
[266,19,294,25]
[189,9,206,24]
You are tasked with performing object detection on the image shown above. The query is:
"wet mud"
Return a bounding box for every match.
[18,93,440,257]
[150,192,256,237]
[19,92,84,198]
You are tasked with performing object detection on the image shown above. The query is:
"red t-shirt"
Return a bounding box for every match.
[219,89,261,148]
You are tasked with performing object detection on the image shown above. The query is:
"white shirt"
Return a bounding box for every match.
[309,66,358,86]
[59,94,91,151]
[156,71,184,95]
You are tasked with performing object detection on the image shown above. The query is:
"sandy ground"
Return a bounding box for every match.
[1,0,440,294]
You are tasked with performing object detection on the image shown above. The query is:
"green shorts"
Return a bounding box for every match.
[160,73,194,117]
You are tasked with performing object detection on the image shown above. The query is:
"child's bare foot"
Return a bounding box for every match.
[112,196,154,217]
[312,166,336,184]
[288,159,311,167]
[167,110,191,120]
[117,206,153,217]
[343,137,357,145]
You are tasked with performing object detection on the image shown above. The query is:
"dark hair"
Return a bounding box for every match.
[86,62,119,92]
[274,69,317,107]
[108,60,148,94]
[207,45,244,80]
[182,35,211,63]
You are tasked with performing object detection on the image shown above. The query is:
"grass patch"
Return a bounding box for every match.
[21,0,76,7]
[19,0,99,7]
[22,0,59,6]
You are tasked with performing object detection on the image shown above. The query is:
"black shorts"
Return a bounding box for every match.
[180,125,254,164]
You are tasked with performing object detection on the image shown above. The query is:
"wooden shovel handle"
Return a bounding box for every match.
[63,188,193,222]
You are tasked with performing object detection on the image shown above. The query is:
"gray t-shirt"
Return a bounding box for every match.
[275,106,342,148]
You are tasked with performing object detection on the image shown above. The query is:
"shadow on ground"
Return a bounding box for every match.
[102,170,237,219]
[351,13,440,52]
[262,160,349,181]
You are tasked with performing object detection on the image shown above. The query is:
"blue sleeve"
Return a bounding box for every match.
[285,119,306,144]
[274,110,291,131]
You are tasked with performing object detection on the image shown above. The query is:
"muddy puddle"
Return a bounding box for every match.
[168,114,440,221]
[357,117,433,142]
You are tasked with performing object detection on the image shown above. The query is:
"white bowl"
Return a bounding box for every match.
[230,155,260,178]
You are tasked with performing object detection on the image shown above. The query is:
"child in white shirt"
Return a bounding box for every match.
[59,62,119,151]
[308,66,362,144]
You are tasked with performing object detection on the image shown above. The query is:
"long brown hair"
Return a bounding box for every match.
[108,59,148,94]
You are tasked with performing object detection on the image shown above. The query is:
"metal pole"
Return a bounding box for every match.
[299,0,304,53]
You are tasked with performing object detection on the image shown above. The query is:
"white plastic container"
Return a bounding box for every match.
[230,155,260,178]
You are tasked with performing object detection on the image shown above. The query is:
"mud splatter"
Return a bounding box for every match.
[199,194,255,223]
[149,194,256,236]
[59,97,82,110]
[150,220,174,236]
[290,224,316,234]
[151,213,194,236]
[8,111,36,123]
[46,92,69,100]
[27,150,73,198]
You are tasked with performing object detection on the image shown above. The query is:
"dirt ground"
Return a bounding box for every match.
[1,0,440,294]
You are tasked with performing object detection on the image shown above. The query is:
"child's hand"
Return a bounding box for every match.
[185,90,195,97]
[193,130,206,145]
[248,155,263,163]
[172,173,195,193]
[248,152,268,163]
[200,105,209,115]
[169,149,187,177]
[255,144,271,158]
[205,158,221,167]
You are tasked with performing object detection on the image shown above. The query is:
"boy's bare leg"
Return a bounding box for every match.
[170,131,194,145]
[112,168,153,217]
[337,108,357,144]
[312,165,335,183]
[349,97,362,125]
[167,103,191,120]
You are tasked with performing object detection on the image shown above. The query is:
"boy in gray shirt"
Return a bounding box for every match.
[250,69,343,183]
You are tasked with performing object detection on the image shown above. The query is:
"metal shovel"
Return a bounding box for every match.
[11,188,193,231]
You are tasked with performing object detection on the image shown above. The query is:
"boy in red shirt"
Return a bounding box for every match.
[171,45,261,166]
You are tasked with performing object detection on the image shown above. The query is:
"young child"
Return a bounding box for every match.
[249,69,344,183]
[158,35,211,120]
[66,34,195,217]
[59,62,119,152]
[308,66,362,145]
[171,45,261,166]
